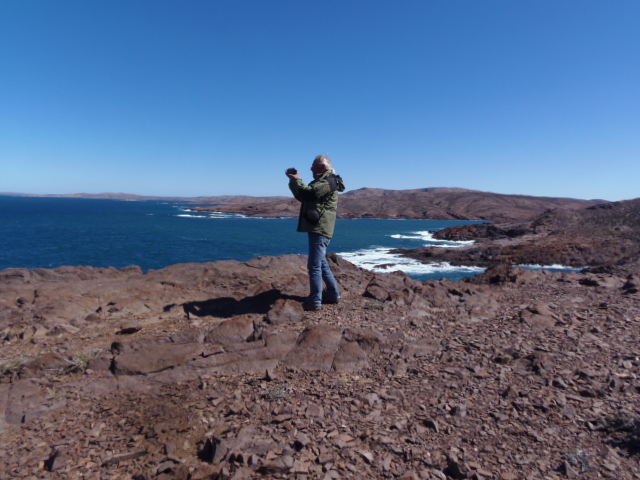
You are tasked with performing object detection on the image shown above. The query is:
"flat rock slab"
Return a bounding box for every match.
[204,316,256,344]
[1,380,66,427]
[283,326,368,372]
[113,342,203,375]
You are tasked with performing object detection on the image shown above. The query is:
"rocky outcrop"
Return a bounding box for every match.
[397,197,640,270]
[1,256,640,479]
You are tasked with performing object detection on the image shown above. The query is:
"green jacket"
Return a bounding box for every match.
[289,170,346,238]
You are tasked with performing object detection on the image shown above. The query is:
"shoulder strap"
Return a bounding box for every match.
[326,174,338,193]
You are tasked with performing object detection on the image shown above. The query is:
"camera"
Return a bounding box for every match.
[286,167,297,175]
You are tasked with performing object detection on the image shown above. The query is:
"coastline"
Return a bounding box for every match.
[2,195,639,478]
[1,188,606,222]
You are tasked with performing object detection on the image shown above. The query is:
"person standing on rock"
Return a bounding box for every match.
[286,155,346,311]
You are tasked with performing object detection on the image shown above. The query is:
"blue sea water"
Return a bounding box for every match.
[0,196,488,281]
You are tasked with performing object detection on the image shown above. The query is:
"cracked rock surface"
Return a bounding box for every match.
[1,252,640,479]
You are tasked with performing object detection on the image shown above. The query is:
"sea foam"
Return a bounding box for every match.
[175,208,246,219]
[518,264,584,272]
[338,247,484,280]
[336,228,483,280]
[390,230,474,247]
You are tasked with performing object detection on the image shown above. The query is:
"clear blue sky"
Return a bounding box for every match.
[1,1,638,201]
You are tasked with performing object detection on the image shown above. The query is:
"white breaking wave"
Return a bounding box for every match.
[176,212,246,219]
[340,228,481,278]
[174,205,247,219]
[518,264,584,272]
[390,230,474,248]
[338,247,485,277]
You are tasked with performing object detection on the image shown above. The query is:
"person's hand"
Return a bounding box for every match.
[286,167,300,180]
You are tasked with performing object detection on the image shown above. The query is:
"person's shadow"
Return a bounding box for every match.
[175,289,305,319]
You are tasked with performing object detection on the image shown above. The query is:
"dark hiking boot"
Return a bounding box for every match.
[303,303,322,312]
[322,296,340,305]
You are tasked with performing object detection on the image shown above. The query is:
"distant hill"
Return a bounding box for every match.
[0,192,188,201]
[2,188,605,222]
[197,187,604,222]
[0,192,290,204]
[337,187,602,221]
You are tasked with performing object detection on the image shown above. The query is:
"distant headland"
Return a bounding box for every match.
[1,187,609,222]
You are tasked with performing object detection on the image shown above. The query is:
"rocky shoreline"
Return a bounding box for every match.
[1,250,640,479]
[2,196,640,479]
[394,199,640,273]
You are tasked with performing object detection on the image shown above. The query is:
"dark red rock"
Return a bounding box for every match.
[1,246,640,479]
[283,326,343,371]
[265,299,304,325]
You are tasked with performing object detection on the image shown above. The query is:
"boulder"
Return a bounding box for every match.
[265,299,304,325]
[283,326,344,371]
[205,316,256,344]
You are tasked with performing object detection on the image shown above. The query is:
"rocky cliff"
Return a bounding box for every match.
[2,251,640,479]
[396,197,640,271]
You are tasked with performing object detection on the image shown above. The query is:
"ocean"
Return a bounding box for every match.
[0,196,489,281]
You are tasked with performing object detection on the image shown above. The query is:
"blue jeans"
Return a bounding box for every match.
[307,233,340,305]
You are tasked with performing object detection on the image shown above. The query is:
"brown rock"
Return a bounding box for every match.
[101,448,147,466]
[332,340,368,372]
[112,342,200,375]
[205,316,256,344]
[266,299,304,325]
[2,245,640,479]
[45,447,66,472]
[198,436,228,464]
[520,304,557,330]
[283,326,343,371]
[24,352,70,375]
